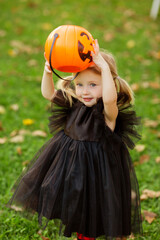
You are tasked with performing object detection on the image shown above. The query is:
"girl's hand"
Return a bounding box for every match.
[44,52,52,74]
[91,39,109,70]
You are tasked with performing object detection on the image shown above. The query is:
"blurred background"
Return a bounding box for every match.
[0,0,160,239]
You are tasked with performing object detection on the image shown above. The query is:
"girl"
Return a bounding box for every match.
[9,40,142,239]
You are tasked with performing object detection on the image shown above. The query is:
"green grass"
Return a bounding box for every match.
[0,0,160,239]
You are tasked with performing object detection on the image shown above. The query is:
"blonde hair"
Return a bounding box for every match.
[56,50,134,108]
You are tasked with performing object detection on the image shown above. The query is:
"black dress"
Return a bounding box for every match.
[9,90,142,239]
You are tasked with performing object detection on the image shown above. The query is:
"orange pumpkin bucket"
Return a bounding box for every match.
[45,25,95,79]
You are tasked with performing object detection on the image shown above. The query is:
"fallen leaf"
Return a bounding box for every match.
[104,32,115,42]
[141,81,150,88]
[19,129,31,135]
[0,137,7,144]
[0,105,6,114]
[0,29,6,37]
[155,156,160,163]
[149,82,160,89]
[22,160,30,166]
[10,135,24,143]
[10,205,23,212]
[23,119,34,126]
[16,146,22,155]
[143,210,157,224]
[10,104,19,111]
[8,49,18,57]
[144,119,159,128]
[37,230,51,240]
[27,59,38,67]
[10,130,19,137]
[41,23,53,30]
[141,189,160,200]
[139,154,150,164]
[131,83,140,92]
[151,97,160,104]
[32,130,47,137]
[135,144,145,152]
[0,121,3,131]
[126,40,136,49]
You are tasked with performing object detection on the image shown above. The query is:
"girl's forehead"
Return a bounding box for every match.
[74,69,101,83]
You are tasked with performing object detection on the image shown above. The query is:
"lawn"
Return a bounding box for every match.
[0,0,160,239]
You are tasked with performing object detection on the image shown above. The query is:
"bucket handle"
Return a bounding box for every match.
[49,33,79,81]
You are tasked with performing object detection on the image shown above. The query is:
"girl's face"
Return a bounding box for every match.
[74,69,102,107]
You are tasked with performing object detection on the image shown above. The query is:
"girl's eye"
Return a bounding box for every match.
[76,83,83,87]
[90,83,96,87]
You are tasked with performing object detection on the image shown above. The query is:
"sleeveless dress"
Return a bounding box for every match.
[9,90,142,239]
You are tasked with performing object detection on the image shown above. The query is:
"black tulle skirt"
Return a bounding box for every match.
[8,129,142,239]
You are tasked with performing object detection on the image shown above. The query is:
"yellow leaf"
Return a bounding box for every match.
[23,119,34,125]
[0,105,6,114]
[8,49,18,57]
[41,23,53,30]
[126,40,135,49]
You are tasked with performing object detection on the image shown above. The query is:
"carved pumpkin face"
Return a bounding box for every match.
[45,25,95,73]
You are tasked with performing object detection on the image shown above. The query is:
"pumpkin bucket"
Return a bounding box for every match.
[45,25,95,80]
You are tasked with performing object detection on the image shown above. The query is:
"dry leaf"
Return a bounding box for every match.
[141,81,150,88]
[19,129,31,135]
[139,154,150,164]
[23,119,34,126]
[0,137,7,144]
[10,135,24,143]
[22,160,30,166]
[16,146,22,155]
[126,40,135,49]
[10,205,23,212]
[144,119,159,128]
[149,82,160,89]
[104,32,115,42]
[151,97,160,104]
[131,83,140,92]
[27,59,38,67]
[143,210,157,224]
[10,40,33,54]
[0,121,3,131]
[10,104,19,111]
[0,29,6,37]
[135,144,145,152]
[155,156,160,163]
[37,230,51,240]
[8,49,18,57]
[141,189,160,200]
[41,23,53,30]
[0,105,6,114]
[32,130,47,137]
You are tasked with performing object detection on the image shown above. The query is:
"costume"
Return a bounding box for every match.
[9,90,142,239]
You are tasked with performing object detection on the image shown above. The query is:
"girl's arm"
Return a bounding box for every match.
[91,40,118,130]
[41,59,56,101]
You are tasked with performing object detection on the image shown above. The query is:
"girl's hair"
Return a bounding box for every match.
[57,50,134,108]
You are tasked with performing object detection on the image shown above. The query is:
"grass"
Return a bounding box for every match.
[0,0,160,239]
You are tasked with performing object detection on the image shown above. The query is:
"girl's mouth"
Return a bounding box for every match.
[83,98,93,102]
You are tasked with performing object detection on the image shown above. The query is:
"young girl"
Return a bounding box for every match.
[9,40,142,240]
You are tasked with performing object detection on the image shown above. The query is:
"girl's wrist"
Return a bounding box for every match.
[44,62,52,74]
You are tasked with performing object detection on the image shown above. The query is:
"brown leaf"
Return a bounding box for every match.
[155,156,160,163]
[0,137,7,144]
[143,210,157,224]
[141,189,160,200]
[10,135,24,143]
[22,160,30,166]
[151,97,160,104]
[0,121,3,131]
[131,83,140,92]
[104,32,115,42]
[149,82,160,89]
[144,119,159,128]
[27,59,38,67]
[139,154,150,164]
[16,146,22,155]
[0,29,6,37]
[32,130,47,137]
[37,230,51,240]
[135,144,145,152]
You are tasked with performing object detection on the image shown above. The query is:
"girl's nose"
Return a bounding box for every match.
[83,86,89,94]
